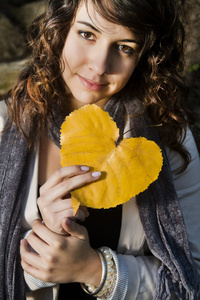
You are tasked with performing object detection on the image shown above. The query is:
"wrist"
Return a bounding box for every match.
[79,248,102,287]
[81,247,117,298]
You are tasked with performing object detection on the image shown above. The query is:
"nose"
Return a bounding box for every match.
[88,44,111,76]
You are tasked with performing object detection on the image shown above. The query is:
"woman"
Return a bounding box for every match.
[0,0,200,299]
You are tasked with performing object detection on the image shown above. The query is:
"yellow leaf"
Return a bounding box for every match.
[60,104,163,214]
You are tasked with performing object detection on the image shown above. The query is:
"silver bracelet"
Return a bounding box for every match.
[80,249,107,296]
[96,247,117,298]
[81,247,117,298]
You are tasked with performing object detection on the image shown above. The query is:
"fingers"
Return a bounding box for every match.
[59,207,89,235]
[20,239,58,283]
[40,165,90,194]
[78,206,89,219]
[20,239,43,270]
[73,206,88,223]
[41,198,73,214]
[62,218,89,241]
[39,199,74,228]
[30,219,62,246]
[26,230,50,256]
[21,219,93,284]
[38,199,88,234]
[38,167,101,205]
[36,165,99,236]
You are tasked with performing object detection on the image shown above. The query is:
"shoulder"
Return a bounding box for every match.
[166,127,200,199]
[166,128,199,176]
[167,129,200,276]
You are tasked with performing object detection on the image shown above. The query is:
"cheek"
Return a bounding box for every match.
[62,52,79,82]
[62,38,88,72]
[118,65,136,88]
[115,56,138,84]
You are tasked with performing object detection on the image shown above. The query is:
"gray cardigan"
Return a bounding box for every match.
[1,99,200,300]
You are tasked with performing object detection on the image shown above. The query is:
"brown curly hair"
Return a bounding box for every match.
[6,0,190,171]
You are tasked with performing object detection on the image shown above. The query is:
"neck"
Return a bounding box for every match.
[68,95,110,113]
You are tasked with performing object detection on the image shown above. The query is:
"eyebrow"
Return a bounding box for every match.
[77,21,101,33]
[118,39,140,45]
[77,21,140,45]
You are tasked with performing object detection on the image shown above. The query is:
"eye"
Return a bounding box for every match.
[79,31,95,40]
[118,45,134,54]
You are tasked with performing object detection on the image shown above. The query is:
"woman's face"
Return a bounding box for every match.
[62,0,141,110]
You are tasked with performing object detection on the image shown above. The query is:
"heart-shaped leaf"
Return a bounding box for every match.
[60,104,163,214]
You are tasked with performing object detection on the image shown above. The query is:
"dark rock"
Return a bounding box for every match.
[182,0,200,70]
[0,59,27,99]
[0,13,26,62]
[12,1,46,29]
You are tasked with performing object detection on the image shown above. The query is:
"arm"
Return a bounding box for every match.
[20,218,102,286]
[20,165,103,289]
[166,129,200,274]
[21,129,200,299]
[109,128,200,300]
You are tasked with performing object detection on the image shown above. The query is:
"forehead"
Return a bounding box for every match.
[74,1,133,36]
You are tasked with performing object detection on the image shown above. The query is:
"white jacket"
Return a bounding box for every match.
[1,100,200,300]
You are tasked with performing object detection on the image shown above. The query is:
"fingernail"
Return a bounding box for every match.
[80,166,89,171]
[91,171,101,178]
[66,218,71,226]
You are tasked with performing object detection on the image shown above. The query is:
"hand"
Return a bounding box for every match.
[37,165,101,235]
[20,219,102,286]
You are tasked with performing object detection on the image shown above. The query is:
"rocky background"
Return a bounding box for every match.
[0,0,200,150]
[0,0,45,95]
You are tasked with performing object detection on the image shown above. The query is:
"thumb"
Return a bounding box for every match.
[62,218,89,241]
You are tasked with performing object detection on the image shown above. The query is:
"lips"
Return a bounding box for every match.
[78,75,108,92]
